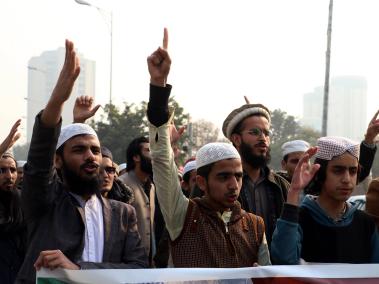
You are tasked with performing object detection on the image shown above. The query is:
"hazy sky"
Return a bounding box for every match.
[1,0,379,143]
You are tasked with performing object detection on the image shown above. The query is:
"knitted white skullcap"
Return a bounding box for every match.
[118,163,127,172]
[222,104,271,140]
[57,123,98,150]
[315,136,360,161]
[183,160,197,176]
[196,142,241,169]
[17,160,27,168]
[282,140,310,158]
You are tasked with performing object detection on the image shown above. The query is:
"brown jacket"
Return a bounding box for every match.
[171,198,265,268]
[119,171,155,258]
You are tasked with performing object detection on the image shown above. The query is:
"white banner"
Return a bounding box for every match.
[36,264,379,284]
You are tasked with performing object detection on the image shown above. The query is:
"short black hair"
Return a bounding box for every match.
[196,163,215,180]
[305,158,361,195]
[126,136,149,171]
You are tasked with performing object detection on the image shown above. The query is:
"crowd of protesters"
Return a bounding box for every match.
[1,28,379,284]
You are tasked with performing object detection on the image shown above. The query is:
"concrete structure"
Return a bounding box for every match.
[27,47,95,142]
[302,76,367,142]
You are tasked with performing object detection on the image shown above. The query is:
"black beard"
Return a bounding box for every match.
[140,154,153,176]
[240,141,271,169]
[61,161,101,197]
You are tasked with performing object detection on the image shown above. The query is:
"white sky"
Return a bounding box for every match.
[1,0,379,143]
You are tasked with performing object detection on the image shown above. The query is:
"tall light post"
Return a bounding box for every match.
[322,0,333,136]
[74,0,113,106]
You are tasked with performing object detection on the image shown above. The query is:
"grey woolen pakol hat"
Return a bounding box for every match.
[56,123,98,150]
[222,103,271,140]
[196,142,241,169]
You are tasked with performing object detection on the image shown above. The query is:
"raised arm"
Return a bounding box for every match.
[22,40,81,220]
[41,39,80,127]
[359,109,379,182]
[73,95,101,123]
[147,29,189,241]
[0,119,21,157]
[271,147,320,264]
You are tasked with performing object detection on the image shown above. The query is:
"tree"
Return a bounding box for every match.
[189,119,220,154]
[13,143,30,161]
[269,109,321,171]
[91,97,189,164]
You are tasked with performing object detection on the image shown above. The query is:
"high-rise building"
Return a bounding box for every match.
[302,76,367,142]
[27,47,95,142]
[302,86,323,132]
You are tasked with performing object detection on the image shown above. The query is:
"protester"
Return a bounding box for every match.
[271,137,379,264]
[222,102,290,247]
[100,146,134,204]
[366,178,379,229]
[17,39,147,284]
[181,160,196,197]
[118,163,127,177]
[0,120,25,284]
[15,160,26,190]
[119,136,156,264]
[278,140,310,183]
[147,28,270,267]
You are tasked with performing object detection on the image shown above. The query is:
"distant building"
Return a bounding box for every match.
[302,86,323,132]
[302,76,367,141]
[27,47,95,142]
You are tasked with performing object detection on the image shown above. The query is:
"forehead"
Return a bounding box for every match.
[64,134,100,149]
[140,142,150,150]
[102,157,113,166]
[327,152,358,168]
[241,115,270,129]
[210,158,242,174]
[287,151,304,160]
[0,157,16,168]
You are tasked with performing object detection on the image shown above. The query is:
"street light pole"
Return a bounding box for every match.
[322,0,333,137]
[74,0,113,106]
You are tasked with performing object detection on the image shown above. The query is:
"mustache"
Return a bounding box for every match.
[254,142,268,147]
[80,162,99,170]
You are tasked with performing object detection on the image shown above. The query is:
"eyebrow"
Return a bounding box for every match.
[216,171,243,177]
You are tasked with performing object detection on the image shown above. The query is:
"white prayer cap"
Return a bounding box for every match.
[17,160,27,168]
[196,142,241,169]
[183,160,197,176]
[56,123,98,150]
[282,140,310,158]
[315,136,360,161]
[118,163,127,172]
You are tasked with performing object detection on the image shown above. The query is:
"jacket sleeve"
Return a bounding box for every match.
[78,205,148,269]
[358,141,377,182]
[270,203,303,265]
[21,111,61,221]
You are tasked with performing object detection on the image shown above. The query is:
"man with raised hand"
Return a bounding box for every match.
[17,40,147,284]
[271,137,379,264]
[0,120,25,284]
[148,29,270,267]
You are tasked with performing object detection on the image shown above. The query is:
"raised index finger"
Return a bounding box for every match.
[371,109,379,123]
[162,27,168,50]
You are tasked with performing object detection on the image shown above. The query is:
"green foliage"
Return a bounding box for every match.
[13,143,30,161]
[269,109,320,171]
[91,102,147,164]
[91,97,189,164]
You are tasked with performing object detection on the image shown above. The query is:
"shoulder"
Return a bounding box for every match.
[267,169,290,190]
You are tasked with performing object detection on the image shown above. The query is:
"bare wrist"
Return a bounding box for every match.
[150,77,166,87]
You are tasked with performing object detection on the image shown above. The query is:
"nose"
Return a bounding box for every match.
[84,149,96,162]
[229,176,239,190]
[341,170,351,184]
